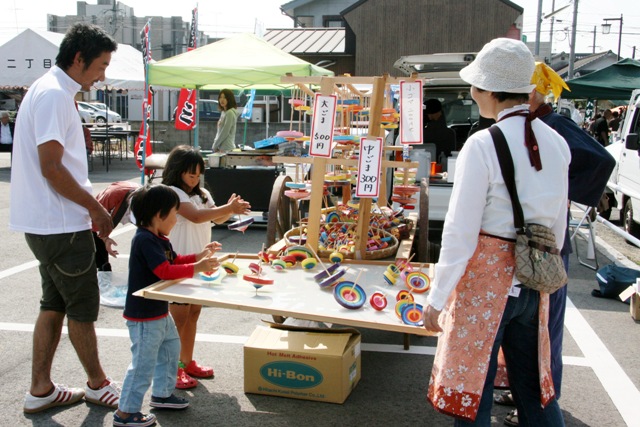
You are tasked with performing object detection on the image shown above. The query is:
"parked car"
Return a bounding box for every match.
[77,103,96,124]
[77,101,121,123]
[605,89,640,239]
[171,99,222,123]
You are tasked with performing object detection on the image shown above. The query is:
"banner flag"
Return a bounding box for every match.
[135,20,153,170]
[175,7,198,131]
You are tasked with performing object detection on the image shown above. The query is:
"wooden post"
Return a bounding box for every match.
[305,77,335,253]
[355,76,386,260]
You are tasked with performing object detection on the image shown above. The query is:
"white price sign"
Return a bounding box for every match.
[356,137,383,198]
[309,94,337,157]
[400,80,423,144]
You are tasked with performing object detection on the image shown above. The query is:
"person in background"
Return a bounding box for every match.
[494,62,616,427]
[161,145,251,389]
[594,109,612,146]
[609,110,621,132]
[114,184,221,427]
[9,23,121,414]
[423,98,457,159]
[211,89,239,153]
[422,38,568,426]
[0,111,14,154]
[467,115,495,138]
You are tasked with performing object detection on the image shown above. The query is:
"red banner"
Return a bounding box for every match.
[175,7,198,131]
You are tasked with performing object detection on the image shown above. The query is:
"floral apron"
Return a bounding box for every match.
[427,234,555,421]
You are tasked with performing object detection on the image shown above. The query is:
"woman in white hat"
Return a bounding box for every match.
[422,38,568,426]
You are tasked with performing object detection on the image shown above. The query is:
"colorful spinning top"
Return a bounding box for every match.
[318,268,346,288]
[370,292,388,311]
[405,271,430,293]
[248,262,262,275]
[285,245,314,262]
[329,251,344,264]
[383,270,397,286]
[333,281,367,309]
[228,217,254,233]
[396,289,414,301]
[271,259,287,271]
[394,299,412,318]
[400,303,424,326]
[243,274,275,291]
[199,269,221,282]
[301,258,318,270]
[222,262,239,275]
[313,263,340,282]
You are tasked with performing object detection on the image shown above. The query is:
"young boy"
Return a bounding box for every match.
[114,185,220,427]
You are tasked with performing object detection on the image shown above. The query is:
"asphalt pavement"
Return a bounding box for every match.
[0,152,639,426]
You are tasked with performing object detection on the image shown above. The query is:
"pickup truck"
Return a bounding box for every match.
[605,89,640,238]
[393,52,479,236]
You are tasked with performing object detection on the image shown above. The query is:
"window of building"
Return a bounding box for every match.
[323,15,344,27]
[296,15,313,28]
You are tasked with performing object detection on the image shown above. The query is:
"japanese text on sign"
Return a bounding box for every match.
[309,94,337,157]
[356,137,383,198]
[400,80,423,144]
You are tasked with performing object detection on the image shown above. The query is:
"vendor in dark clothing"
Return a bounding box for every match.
[423,98,456,159]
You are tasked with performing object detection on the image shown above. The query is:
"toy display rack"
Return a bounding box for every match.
[274,74,419,260]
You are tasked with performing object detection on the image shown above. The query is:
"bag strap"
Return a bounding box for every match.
[488,126,526,234]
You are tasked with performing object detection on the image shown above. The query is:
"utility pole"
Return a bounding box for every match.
[548,0,555,62]
[534,0,543,56]
[568,0,578,79]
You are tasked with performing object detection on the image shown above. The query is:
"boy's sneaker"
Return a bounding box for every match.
[113,411,156,427]
[24,383,85,413]
[149,394,189,410]
[85,377,121,409]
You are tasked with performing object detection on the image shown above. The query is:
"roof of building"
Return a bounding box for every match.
[263,27,346,54]
[554,51,618,78]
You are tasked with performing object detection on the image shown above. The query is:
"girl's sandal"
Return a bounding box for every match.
[175,366,198,389]
[184,360,214,379]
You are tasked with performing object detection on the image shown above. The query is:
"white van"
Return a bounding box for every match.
[605,89,640,238]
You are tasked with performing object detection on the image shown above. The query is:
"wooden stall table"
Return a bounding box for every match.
[136,254,437,347]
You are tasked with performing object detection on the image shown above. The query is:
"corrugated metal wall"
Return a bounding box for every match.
[344,0,522,76]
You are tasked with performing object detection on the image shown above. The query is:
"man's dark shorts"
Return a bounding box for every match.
[25,230,99,322]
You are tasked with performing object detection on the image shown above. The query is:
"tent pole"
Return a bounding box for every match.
[265,95,270,138]
[194,86,201,149]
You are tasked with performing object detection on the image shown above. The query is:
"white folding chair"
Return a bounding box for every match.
[569,204,599,271]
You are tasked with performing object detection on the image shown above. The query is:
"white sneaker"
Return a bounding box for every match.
[85,377,121,409]
[24,383,85,413]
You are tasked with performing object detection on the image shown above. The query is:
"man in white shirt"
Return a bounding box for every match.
[0,111,14,153]
[9,23,121,414]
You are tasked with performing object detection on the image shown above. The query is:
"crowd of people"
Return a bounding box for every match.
[6,20,620,427]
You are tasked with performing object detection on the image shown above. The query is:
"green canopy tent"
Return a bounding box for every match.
[563,58,640,100]
[148,32,333,147]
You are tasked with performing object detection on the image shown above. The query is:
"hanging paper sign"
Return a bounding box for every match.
[399,80,423,144]
[356,137,383,198]
[309,93,337,157]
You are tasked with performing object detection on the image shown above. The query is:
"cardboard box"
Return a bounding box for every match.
[244,324,361,403]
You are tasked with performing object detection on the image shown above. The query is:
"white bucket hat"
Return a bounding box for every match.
[460,38,536,93]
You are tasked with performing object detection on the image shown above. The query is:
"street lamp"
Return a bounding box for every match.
[602,14,623,60]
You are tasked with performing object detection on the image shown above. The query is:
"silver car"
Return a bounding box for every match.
[77,101,122,123]
[77,103,96,123]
